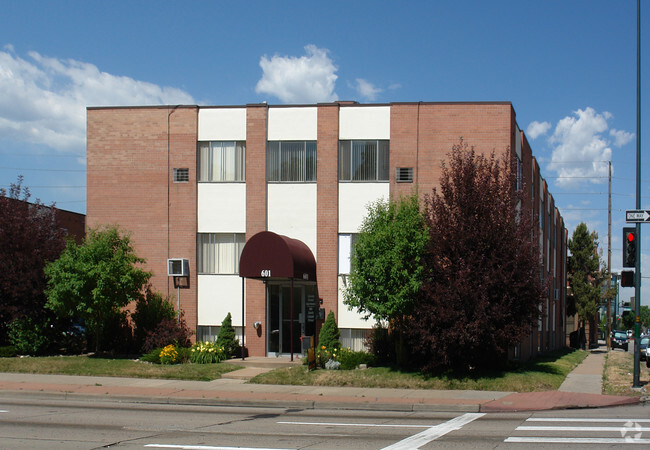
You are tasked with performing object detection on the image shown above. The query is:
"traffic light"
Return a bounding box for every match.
[623,227,637,268]
[621,270,635,287]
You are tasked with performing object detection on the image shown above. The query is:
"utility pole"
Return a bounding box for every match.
[607,161,611,351]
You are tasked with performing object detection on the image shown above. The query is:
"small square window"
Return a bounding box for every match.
[173,168,189,183]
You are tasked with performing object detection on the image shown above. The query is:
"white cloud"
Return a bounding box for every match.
[610,128,635,147]
[526,120,551,140]
[0,48,195,154]
[350,78,382,101]
[546,107,630,187]
[255,45,338,103]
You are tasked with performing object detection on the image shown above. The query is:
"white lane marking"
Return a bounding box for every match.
[506,437,650,444]
[278,421,428,428]
[146,446,292,450]
[518,425,650,432]
[381,413,485,450]
[527,417,650,423]
[0,410,8,413]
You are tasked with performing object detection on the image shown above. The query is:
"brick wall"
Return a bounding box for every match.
[317,104,340,319]
[86,106,198,332]
[245,104,268,356]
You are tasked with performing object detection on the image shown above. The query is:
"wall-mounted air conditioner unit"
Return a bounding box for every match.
[167,258,189,277]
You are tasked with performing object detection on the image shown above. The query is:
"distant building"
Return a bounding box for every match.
[86,102,567,360]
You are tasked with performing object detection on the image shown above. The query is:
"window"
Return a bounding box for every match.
[173,168,189,183]
[198,141,245,182]
[338,233,360,274]
[515,156,523,191]
[197,233,245,274]
[267,141,316,182]
[339,140,389,181]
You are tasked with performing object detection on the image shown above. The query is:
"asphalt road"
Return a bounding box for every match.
[0,395,648,449]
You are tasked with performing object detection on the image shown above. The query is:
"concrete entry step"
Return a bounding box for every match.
[222,356,303,369]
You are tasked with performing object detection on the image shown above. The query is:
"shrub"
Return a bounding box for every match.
[140,348,161,364]
[141,312,192,353]
[132,287,176,351]
[7,317,51,356]
[216,313,240,358]
[0,346,16,357]
[92,309,133,355]
[159,344,179,365]
[318,311,340,351]
[337,347,376,370]
[365,324,396,366]
[190,341,226,364]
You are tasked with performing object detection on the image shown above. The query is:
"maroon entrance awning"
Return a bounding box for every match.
[239,231,317,282]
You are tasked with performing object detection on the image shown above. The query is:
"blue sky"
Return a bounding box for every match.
[1,1,648,307]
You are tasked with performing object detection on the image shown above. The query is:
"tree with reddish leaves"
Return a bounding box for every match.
[406,140,547,373]
[0,176,67,342]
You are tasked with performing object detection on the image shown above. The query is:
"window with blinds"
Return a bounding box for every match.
[339,140,389,181]
[266,141,316,182]
[197,233,245,274]
[198,141,245,182]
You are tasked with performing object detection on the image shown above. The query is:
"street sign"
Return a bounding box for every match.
[625,209,650,222]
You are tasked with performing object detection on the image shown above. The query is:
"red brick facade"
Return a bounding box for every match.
[87,101,567,359]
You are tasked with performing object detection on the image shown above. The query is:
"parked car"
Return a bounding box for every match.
[611,331,629,351]
[640,336,650,361]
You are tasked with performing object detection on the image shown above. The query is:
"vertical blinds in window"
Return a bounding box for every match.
[198,233,245,274]
[267,141,316,182]
[199,141,245,182]
[339,140,389,181]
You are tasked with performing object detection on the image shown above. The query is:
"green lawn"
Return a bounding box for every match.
[0,348,588,391]
[0,355,242,381]
[250,348,589,392]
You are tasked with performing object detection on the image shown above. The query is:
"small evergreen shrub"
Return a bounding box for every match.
[318,311,341,351]
[190,341,226,364]
[216,313,240,358]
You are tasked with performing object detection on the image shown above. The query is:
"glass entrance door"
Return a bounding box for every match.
[267,284,304,355]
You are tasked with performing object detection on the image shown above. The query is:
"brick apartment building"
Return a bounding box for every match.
[86,101,567,360]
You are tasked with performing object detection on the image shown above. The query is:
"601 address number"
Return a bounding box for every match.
[261,269,271,277]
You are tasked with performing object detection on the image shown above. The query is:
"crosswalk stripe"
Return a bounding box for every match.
[506,437,650,444]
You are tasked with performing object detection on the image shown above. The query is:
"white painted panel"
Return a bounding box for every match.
[198,184,246,232]
[198,275,243,326]
[337,277,372,329]
[338,183,390,233]
[339,106,390,140]
[267,184,317,257]
[268,107,317,140]
[198,108,247,141]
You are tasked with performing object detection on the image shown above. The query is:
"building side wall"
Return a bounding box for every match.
[86,107,198,332]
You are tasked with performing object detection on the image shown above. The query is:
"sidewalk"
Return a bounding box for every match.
[0,349,643,413]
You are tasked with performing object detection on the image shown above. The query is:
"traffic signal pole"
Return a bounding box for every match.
[633,0,641,389]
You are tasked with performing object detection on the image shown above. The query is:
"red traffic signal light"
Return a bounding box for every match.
[623,227,637,268]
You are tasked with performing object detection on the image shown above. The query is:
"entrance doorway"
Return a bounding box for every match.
[267,283,317,356]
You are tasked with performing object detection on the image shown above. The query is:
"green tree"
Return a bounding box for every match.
[641,305,650,332]
[407,140,546,372]
[45,225,151,352]
[343,193,428,326]
[132,286,177,352]
[567,223,604,341]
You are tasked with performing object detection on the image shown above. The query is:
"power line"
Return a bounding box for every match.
[0,166,85,172]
